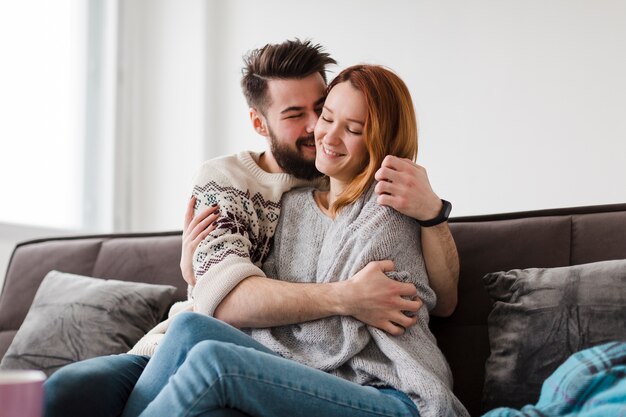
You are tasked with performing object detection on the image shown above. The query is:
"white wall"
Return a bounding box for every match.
[117,0,209,232]
[127,0,626,233]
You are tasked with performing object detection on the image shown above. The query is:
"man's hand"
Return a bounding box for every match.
[180,196,220,286]
[341,260,422,336]
[374,155,460,317]
[374,155,442,221]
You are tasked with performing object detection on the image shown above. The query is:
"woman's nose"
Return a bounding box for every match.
[323,127,341,145]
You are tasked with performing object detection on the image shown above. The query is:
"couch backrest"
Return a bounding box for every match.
[442,203,626,414]
[1,204,626,416]
[0,232,189,359]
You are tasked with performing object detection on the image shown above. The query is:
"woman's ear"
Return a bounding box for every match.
[250,108,269,137]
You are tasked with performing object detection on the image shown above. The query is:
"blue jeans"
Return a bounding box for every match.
[122,312,419,417]
[44,352,149,417]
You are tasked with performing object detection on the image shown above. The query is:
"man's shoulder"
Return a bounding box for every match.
[193,151,261,185]
[197,151,257,173]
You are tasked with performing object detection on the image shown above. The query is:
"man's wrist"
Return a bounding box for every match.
[420,198,443,220]
[328,281,352,317]
[418,199,452,227]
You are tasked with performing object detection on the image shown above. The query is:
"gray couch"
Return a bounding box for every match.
[1,203,625,416]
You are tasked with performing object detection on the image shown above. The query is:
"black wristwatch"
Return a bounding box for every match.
[418,199,452,227]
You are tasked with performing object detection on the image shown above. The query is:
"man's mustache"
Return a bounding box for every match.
[296,134,315,147]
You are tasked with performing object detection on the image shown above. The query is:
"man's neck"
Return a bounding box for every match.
[258,152,285,174]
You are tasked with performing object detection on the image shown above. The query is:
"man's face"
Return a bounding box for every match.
[260,73,327,180]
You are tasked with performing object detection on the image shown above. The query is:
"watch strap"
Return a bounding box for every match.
[418,199,452,227]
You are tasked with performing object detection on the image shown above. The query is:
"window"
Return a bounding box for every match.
[0,0,115,231]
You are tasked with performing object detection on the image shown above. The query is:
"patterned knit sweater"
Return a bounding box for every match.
[247,186,469,417]
[129,151,317,355]
[188,151,321,315]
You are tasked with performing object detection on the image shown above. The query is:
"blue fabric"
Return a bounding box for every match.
[44,353,149,417]
[122,312,420,417]
[482,341,626,417]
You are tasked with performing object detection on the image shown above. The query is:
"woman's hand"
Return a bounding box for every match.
[180,196,220,287]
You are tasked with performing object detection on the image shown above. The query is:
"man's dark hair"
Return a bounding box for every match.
[241,39,337,114]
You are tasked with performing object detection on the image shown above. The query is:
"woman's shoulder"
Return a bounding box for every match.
[350,184,420,236]
[363,184,411,220]
[280,187,322,221]
[282,186,316,203]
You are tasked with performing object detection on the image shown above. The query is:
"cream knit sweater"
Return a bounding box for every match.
[129,151,316,355]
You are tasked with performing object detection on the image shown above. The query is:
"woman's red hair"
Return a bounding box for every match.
[328,65,418,215]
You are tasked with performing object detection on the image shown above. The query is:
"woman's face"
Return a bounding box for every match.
[314,82,368,182]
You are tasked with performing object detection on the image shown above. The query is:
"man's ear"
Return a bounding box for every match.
[250,108,269,137]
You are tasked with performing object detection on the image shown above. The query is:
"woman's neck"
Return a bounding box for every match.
[314,178,348,219]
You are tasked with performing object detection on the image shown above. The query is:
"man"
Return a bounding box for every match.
[44,39,459,417]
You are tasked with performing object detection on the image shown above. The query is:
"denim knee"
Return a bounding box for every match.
[45,359,99,397]
[44,359,111,417]
[168,311,205,333]
[186,340,239,375]
[168,312,230,343]
[44,354,148,417]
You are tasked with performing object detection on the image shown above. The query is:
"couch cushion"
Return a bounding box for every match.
[481,259,626,412]
[0,271,176,376]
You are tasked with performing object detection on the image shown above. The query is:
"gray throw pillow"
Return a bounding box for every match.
[0,270,177,376]
[482,259,626,412]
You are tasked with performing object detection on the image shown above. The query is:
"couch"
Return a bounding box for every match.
[1,203,625,416]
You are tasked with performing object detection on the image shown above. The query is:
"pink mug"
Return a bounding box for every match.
[0,370,46,417]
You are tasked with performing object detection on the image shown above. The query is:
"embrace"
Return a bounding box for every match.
[44,39,468,417]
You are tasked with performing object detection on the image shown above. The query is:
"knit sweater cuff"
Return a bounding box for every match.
[128,301,194,356]
[128,334,163,357]
[192,257,265,316]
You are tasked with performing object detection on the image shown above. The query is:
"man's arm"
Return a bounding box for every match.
[374,155,459,317]
[214,261,420,335]
[181,200,421,333]
[419,223,459,316]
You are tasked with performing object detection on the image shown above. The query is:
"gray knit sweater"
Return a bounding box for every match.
[248,185,469,417]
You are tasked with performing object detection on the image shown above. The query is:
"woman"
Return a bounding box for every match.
[120,65,468,417]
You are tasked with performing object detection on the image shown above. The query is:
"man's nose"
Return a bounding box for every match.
[305,112,318,134]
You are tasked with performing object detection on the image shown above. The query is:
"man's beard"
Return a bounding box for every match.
[269,130,323,181]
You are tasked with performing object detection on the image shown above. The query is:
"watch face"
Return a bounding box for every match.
[442,200,452,219]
